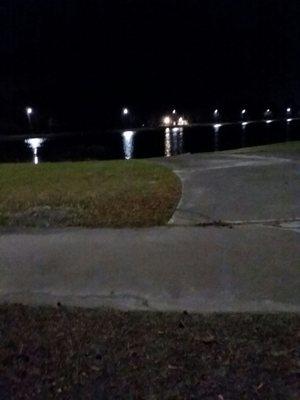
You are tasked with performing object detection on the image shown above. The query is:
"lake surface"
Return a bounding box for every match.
[0,120,299,164]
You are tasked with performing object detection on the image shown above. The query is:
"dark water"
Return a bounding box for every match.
[0,120,299,164]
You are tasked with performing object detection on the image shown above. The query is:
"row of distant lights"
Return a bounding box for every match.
[121,106,294,127]
[26,106,294,125]
[214,107,292,118]
[210,107,293,131]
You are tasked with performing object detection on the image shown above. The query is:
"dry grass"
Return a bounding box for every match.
[0,305,298,399]
[0,160,181,227]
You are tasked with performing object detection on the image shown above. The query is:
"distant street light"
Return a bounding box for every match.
[241,109,247,122]
[25,107,33,128]
[213,109,220,119]
[26,107,33,116]
[172,109,176,115]
[286,107,292,115]
[264,108,272,120]
[122,107,129,116]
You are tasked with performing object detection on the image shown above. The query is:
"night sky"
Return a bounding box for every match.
[1,0,300,132]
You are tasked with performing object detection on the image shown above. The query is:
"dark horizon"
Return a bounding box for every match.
[1,0,300,133]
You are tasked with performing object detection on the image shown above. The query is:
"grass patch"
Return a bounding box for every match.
[0,305,298,399]
[229,140,300,155]
[0,160,181,228]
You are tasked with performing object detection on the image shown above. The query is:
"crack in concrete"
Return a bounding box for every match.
[171,217,300,229]
[227,218,300,226]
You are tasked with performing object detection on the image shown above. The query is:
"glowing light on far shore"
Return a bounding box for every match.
[214,123,222,129]
[265,120,273,124]
[241,109,246,115]
[287,118,292,123]
[122,107,129,115]
[163,116,172,126]
[178,116,189,126]
[242,121,249,126]
[286,107,292,114]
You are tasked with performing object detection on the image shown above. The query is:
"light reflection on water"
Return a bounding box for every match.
[24,138,45,164]
[122,130,135,160]
[241,122,247,147]
[165,128,171,157]
[213,123,222,151]
[164,127,184,157]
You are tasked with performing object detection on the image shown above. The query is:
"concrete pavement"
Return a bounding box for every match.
[0,225,299,312]
[157,148,300,226]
